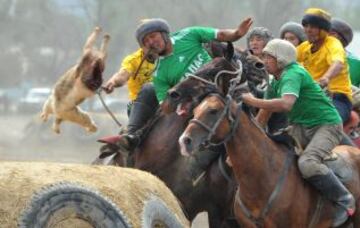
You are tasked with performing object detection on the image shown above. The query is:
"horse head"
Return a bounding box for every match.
[178,93,236,156]
[161,42,267,117]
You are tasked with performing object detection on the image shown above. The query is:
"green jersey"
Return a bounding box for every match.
[265,62,342,127]
[153,27,217,102]
[347,51,360,87]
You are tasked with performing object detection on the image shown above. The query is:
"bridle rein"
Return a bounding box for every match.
[189,93,241,148]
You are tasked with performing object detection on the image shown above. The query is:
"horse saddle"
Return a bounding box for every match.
[267,130,353,183]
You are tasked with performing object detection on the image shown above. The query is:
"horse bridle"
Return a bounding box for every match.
[186,57,243,88]
[189,93,241,148]
[190,94,296,227]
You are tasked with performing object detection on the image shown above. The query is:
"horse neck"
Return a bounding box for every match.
[226,110,288,202]
[135,113,188,171]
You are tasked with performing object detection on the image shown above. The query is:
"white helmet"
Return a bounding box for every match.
[263,39,297,69]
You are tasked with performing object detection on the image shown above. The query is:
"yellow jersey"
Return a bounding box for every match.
[121,48,155,101]
[297,35,352,100]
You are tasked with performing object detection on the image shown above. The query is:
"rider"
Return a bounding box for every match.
[116,17,253,180]
[103,46,157,117]
[246,27,273,59]
[329,18,360,87]
[329,18,360,140]
[242,39,355,227]
[297,8,352,124]
[279,21,307,47]
[246,27,289,134]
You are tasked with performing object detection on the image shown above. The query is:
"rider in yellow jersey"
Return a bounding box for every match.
[297,8,352,124]
[103,47,156,117]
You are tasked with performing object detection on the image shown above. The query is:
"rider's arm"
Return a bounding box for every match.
[256,109,272,128]
[103,69,131,93]
[318,39,347,88]
[318,61,344,88]
[216,17,253,42]
[109,69,131,87]
[242,93,296,112]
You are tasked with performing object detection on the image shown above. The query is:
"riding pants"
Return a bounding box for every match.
[289,123,343,179]
[127,83,159,134]
[331,93,352,123]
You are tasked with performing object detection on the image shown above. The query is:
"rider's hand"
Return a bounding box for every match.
[102,81,116,94]
[241,92,255,104]
[236,17,253,37]
[318,77,329,88]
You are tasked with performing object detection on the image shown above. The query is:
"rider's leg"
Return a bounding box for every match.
[332,94,355,147]
[297,124,355,227]
[332,93,352,123]
[117,83,158,152]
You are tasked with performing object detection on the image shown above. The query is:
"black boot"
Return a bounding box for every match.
[306,171,355,227]
[116,101,155,155]
[189,148,221,185]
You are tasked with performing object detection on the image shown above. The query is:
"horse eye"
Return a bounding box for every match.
[254,62,265,70]
[208,108,218,115]
[169,91,180,100]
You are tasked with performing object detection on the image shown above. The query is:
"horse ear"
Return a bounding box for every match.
[207,41,226,58]
[246,49,254,56]
[225,42,234,62]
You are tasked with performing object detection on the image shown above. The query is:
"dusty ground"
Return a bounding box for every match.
[0,112,209,227]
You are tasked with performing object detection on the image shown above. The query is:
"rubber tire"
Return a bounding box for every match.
[141,196,183,228]
[18,182,131,228]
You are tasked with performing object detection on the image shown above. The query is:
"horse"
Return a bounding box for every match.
[161,43,266,115]
[95,42,268,227]
[178,92,360,227]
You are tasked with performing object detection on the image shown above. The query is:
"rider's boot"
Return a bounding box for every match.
[306,171,355,227]
[116,101,154,155]
[189,147,222,186]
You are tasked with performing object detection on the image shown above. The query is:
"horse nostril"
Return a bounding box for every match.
[169,91,181,100]
[254,62,265,70]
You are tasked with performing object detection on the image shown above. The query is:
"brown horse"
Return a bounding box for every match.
[95,42,268,227]
[95,42,242,227]
[162,44,266,115]
[178,93,360,227]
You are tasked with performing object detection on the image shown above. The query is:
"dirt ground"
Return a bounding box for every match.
[0,112,209,227]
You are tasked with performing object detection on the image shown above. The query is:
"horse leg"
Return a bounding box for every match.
[83,27,101,53]
[100,34,110,62]
[60,107,97,132]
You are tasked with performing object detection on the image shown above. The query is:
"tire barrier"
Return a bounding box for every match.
[0,161,189,228]
[19,182,131,228]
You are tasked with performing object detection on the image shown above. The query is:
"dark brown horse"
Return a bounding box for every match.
[95,42,268,227]
[162,44,266,115]
[178,93,360,227]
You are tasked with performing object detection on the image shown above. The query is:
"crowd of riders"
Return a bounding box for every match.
[101,7,359,226]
